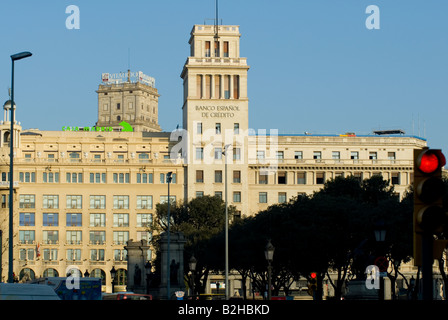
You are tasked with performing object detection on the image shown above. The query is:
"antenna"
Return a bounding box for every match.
[214,0,219,40]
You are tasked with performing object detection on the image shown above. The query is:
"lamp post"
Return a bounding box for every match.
[374,221,386,301]
[110,266,116,293]
[145,261,152,294]
[166,172,173,300]
[9,51,32,283]
[265,240,275,300]
[189,255,197,298]
[222,144,231,300]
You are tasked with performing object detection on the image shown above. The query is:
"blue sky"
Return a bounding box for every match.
[1,0,447,152]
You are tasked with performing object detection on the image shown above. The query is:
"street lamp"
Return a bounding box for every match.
[222,144,231,300]
[110,266,116,293]
[374,221,386,301]
[145,261,152,294]
[189,255,197,298]
[265,240,275,300]
[8,51,32,283]
[166,172,173,300]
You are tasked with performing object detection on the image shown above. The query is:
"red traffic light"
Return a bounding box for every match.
[417,149,446,174]
[310,272,317,279]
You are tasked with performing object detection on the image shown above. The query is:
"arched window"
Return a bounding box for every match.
[43,268,59,277]
[19,268,35,282]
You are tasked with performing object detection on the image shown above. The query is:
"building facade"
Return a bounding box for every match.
[0,24,427,294]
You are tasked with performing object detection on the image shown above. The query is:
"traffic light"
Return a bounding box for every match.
[307,272,318,296]
[413,148,447,266]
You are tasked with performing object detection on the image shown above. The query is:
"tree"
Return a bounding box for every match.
[152,195,237,295]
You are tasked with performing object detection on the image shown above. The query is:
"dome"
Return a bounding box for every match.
[3,100,16,110]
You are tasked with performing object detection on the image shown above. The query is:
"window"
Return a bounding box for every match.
[19,172,35,183]
[215,123,221,134]
[233,191,241,203]
[67,195,82,209]
[90,249,105,261]
[43,172,59,183]
[90,213,106,227]
[113,231,129,245]
[43,249,58,261]
[20,195,35,209]
[19,230,35,244]
[196,191,204,198]
[233,171,241,183]
[66,172,83,183]
[297,172,306,184]
[214,40,220,57]
[313,151,321,160]
[351,152,359,160]
[90,172,106,183]
[369,152,377,160]
[316,172,325,184]
[223,41,229,57]
[93,154,101,163]
[353,172,362,183]
[137,173,153,184]
[139,153,150,163]
[215,170,223,183]
[43,231,58,245]
[137,214,153,228]
[214,191,222,199]
[196,147,204,160]
[205,41,211,57]
[388,152,396,163]
[277,172,287,184]
[69,152,80,162]
[215,147,222,160]
[90,195,106,209]
[392,172,400,185]
[67,231,82,245]
[113,196,129,209]
[224,75,230,99]
[160,195,176,204]
[20,249,35,261]
[294,151,303,160]
[278,192,287,204]
[276,151,284,160]
[234,123,240,135]
[117,103,121,110]
[332,151,340,160]
[233,148,241,161]
[113,173,129,184]
[259,192,267,203]
[67,249,82,261]
[233,75,240,99]
[196,170,204,183]
[90,231,106,245]
[114,249,127,262]
[160,173,177,184]
[197,122,203,135]
[43,213,59,226]
[19,213,35,226]
[43,195,59,209]
[257,150,265,160]
[259,173,268,184]
[113,213,129,227]
[137,195,153,209]
[67,213,82,227]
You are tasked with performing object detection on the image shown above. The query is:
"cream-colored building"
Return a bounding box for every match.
[0,24,427,295]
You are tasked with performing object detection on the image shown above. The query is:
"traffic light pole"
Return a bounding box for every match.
[421,232,433,300]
